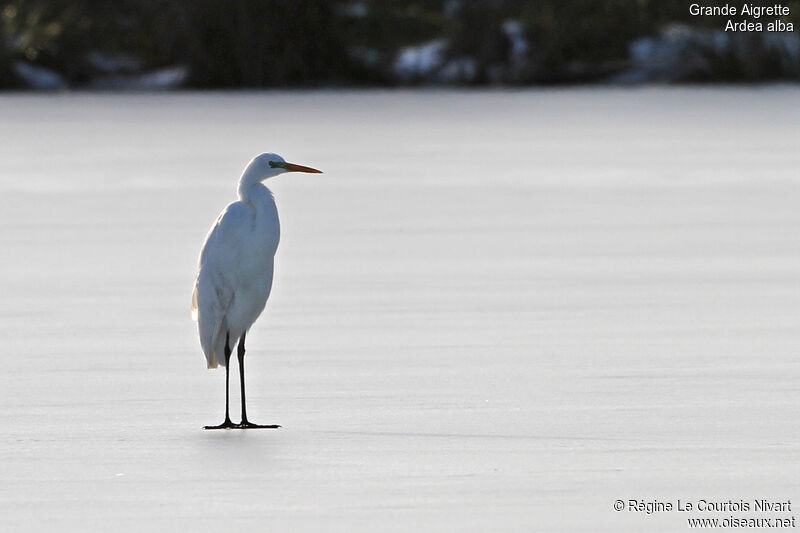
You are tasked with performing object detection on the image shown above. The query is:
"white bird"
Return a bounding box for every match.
[192,153,322,429]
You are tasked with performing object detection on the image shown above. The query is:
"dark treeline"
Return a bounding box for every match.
[1,0,798,89]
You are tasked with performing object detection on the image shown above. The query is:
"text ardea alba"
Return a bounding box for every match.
[192,153,322,429]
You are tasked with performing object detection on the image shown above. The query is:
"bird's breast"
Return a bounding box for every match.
[252,192,280,257]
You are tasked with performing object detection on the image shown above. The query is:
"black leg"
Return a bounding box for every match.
[238,331,248,422]
[237,331,280,429]
[204,331,238,430]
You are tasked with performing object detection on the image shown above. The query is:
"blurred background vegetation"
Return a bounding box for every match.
[1,0,798,89]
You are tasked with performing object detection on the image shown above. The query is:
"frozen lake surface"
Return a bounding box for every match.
[1,88,799,531]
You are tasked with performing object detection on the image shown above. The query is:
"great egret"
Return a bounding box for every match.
[192,153,322,429]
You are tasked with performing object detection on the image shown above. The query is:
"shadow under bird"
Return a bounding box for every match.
[192,153,322,429]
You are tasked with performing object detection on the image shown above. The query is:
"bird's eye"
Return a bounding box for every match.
[268,161,277,168]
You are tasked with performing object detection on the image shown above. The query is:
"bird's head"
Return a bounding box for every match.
[242,153,322,182]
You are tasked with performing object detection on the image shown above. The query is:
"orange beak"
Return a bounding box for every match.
[282,162,322,174]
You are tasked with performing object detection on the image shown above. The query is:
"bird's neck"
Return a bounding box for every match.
[237,175,268,202]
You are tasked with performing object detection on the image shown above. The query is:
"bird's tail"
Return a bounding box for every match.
[206,324,228,369]
[191,284,199,321]
[193,278,227,369]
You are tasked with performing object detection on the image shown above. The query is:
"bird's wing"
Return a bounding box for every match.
[192,201,255,368]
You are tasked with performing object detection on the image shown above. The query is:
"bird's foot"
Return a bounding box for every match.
[238,420,281,429]
[204,418,239,430]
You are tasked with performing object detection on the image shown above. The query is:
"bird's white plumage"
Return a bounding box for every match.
[192,154,285,368]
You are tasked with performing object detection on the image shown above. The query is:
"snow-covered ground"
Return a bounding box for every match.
[1,88,799,532]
